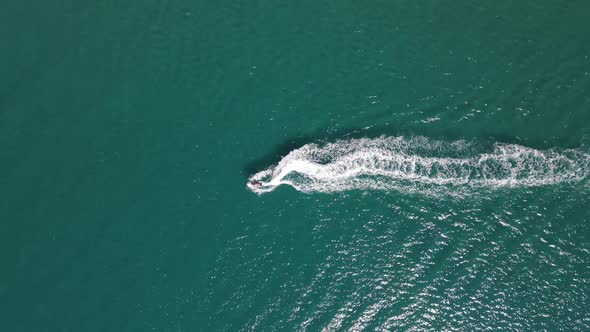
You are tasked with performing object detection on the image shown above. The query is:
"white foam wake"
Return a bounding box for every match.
[247,137,590,195]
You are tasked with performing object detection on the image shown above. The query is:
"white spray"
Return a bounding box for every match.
[247,136,590,195]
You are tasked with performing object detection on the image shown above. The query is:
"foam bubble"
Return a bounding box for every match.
[247,137,590,195]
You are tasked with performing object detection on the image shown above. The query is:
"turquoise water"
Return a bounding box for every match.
[2,0,590,330]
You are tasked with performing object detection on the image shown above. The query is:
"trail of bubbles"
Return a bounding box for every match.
[247,137,590,195]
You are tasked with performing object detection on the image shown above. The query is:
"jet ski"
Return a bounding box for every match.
[249,180,263,187]
[247,179,277,193]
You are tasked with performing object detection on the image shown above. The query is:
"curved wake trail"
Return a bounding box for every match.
[247,137,590,195]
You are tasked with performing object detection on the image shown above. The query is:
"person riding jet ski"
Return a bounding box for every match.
[250,180,263,187]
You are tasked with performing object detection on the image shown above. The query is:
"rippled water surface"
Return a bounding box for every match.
[2,0,590,331]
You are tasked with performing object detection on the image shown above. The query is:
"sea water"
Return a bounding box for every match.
[2,0,590,331]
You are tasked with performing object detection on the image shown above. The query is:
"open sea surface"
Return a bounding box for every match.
[2,1,590,330]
